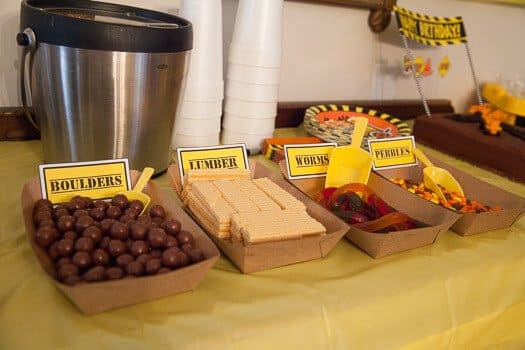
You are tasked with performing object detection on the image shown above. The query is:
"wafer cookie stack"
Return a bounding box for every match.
[181,169,251,201]
[182,172,326,244]
[252,177,306,210]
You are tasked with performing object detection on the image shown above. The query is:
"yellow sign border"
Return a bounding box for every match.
[367,136,418,170]
[284,143,337,180]
[176,143,250,181]
[38,159,131,204]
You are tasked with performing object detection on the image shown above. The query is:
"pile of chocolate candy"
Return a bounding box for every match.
[32,194,205,285]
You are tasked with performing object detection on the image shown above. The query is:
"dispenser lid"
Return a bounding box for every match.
[20,0,192,52]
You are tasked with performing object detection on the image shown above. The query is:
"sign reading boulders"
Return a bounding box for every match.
[39,159,131,204]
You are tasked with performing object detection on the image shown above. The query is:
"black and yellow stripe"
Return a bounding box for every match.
[394,5,467,46]
[303,104,412,149]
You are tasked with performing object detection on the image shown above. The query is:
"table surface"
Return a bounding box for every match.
[1,131,525,350]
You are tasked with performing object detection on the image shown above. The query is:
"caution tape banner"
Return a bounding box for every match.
[394,5,467,46]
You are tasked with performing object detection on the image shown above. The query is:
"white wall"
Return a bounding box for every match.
[1,0,524,113]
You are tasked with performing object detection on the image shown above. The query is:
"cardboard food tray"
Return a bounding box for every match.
[166,160,348,273]
[21,171,220,315]
[376,154,525,236]
[279,161,461,259]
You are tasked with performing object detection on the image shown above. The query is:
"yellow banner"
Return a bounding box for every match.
[394,5,467,46]
[176,144,249,179]
[368,136,417,170]
[284,143,337,179]
[39,159,131,204]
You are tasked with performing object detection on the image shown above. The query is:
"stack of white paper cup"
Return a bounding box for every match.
[172,0,223,148]
[222,0,283,153]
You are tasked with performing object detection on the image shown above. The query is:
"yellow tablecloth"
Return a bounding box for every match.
[1,135,525,349]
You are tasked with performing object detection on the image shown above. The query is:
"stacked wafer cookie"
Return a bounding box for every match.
[181,169,326,243]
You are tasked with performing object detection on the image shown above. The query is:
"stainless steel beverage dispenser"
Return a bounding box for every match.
[17,0,192,174]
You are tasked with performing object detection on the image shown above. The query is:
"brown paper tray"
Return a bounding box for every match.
[167,160,348,273]
[279,161,461,258]
[21,171,220,315]
[376,154,525,236]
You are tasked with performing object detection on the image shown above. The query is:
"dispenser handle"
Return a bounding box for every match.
[17,28,39,130]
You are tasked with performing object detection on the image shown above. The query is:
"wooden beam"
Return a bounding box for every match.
[288,0,395,9]
[287,0,396,32]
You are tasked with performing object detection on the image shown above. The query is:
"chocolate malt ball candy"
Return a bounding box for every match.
[105,205,122,220]
[177,251,190,267]
[99,218,116,234]
[124,207,140,219]
[125,238,134,250]
[145,258,161,275]
[34,198,53,211]
[115,253,134,268]
[34,204,52,216]
[137,215,151,225]
[89,207,106,221]
[71,195,91,208]
[72,251,92,270]
[110,221,129,240]
[163,219,181,236]
[63,230,77,240]
[93,200,109,210]
[53,206,70,220]
[75,236,95,253]
[111,194,129,210]
[126,219,138,227]
[128,199,144,213]
[161,247,183,268]
[149,205,166,219]
[35,227,59,248]
[75,215,95,233]
[176,230,194,246]
[92,248,110,266]
[67,198,85,212]
[130,222,148,240]
[130,240,149,257]
[148,228,168,248]
[83,226,102,244]
[98,236,111,250]
[108,240,127,257]
[126,261,144,277]
[72,209,90,218]
[136,253,151,265]
[150,216,164,227]
[57,263,79,281]
[119,214,135,224]
[38,219,56,229]
[33,209,53,225]
[106,267,124,280]
[57,215,75,233]
[166,235,178,248]
[63,275,81,286]
[55,257,72,268]
[56,238,75,257]
[83,266,106,282]
[188,248,205,263]
[80,196,93,209]
[48,242,60,260]
[150,249,162,259]
[180,243,193,254]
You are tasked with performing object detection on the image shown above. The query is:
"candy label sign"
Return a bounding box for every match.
[176,144,249,180]
[284,143,337,179]
[368,136,417,170]
[39,159,131,204]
